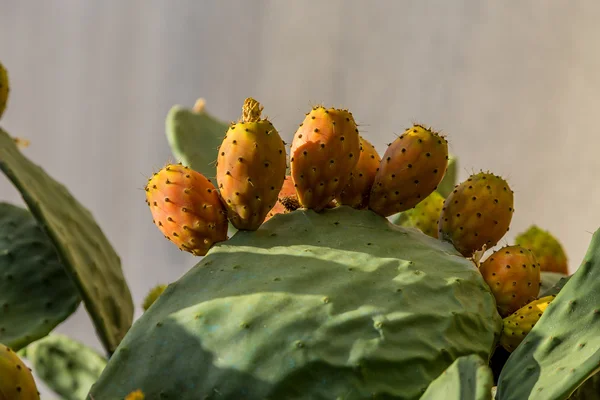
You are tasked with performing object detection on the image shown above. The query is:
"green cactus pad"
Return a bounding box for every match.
[90,206,501,400]
[420,354,494,400]
[0,128,133,354]
[436,153,457,198]
[165,102,229,182]
[539,271,568,297]
[540,275,571,297]
[0,203,80,351]
[20,334,107,400]
[568,372,600,400]
[496,228,600,400]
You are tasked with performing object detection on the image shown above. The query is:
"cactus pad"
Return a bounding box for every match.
[19,334,106,400]
[420,354,494,400]
[89,206,501,400]
[436,154,458,198]
[0,128,133,354]
[496,227,600,400]
[0,203,80,351]
[0,61,8,120]
[165,101,229,181]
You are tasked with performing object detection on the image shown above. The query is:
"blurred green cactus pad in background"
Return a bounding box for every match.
[0,129,133,354]
[0,202,80,351]
[90,206,501,400]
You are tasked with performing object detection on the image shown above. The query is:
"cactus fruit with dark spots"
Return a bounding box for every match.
[438,171,514,257]
[479,245,541,317]
[0,344,39,399]
[368,124,449,217]
[515,225,569,275]
[393,191,445,238]
[500,295,555,352]
[216,98,287,230]
[337,136,381,209]
[264,175,298,221]
[0,61,8,120]
[145,163,228,256]
[290,106,361,211]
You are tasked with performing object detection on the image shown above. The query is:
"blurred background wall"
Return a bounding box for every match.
[1,1,598,397]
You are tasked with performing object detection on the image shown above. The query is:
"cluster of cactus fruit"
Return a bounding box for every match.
[0,58,599,400]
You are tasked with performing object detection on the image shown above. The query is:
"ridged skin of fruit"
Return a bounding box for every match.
[0,344,40,400]
[479,245,541,317]
[515,225,568,275]
[216,98,287,230]
[142,284,168,311]
[145,164,228,256]
[0,61,8,120]
[500,295,555,352]
[290,106,360,211]
[438,172,514,257]
[394,191,445,238]
[369,124,449,217]
[338,136,381,209]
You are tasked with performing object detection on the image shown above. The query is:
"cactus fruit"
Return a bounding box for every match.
[392,191,445,238]
[369,124,449,217]
[289,106,361,211]
[142,284,168,311]
[125,390,145,400]
[89,206,502,400]
[0,61,8,120]
[145,163,228,256]
[515,225,569,275]
[438,171,514,257]
[337,136,381,209]
[0,344,40,399]
[479,245,541,317]
[500,295,555,352]
[216,98,287,230]
[264,175,298,221]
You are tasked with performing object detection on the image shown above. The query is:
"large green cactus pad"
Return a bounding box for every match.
[20,334,107,400]
[0,129,133,354]
[0,203,80,351]
[497,228,600,400]
[419,354,494,400]
[165,103,229,181]
[89,206,501,400]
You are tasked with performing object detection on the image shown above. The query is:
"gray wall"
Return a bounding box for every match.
[1,1,598,397]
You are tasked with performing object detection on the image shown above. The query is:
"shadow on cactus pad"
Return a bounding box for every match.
[89,206,501,400]
[0,203,80,351]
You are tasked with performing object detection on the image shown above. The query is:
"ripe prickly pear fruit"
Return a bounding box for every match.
[368,124,449,217]
[142,284,168,311]
[393,191,445,238]
[0,61,9,120]
[338,136,381,209]
[216,98,287,230]
[145,163,228,256]
[125,390,145,400]
[438,171,514,257]
[515,225,569,275]
[479,245,541,317]
[0,344,40,399]
[500,295,555,352]
[290,106,361,211]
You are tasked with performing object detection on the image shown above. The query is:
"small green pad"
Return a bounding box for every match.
[539,271,568,297]
[497,227,600,400]
[420,354,494,400]
[165,104,229,181]
[0,202,80,351]
[20,333,107,400]
[0,128,133,354]
[436,153,457,198]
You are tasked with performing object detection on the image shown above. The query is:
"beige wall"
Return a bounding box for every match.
[1,1,598,397]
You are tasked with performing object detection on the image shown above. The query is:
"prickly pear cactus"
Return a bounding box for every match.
[499,295,554,352]
[89,206,501,400]
[0,203,80,351]
[496,228,600,400]
[0,61,8,120]
[419,354,494,400]
[19,334,106,400]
